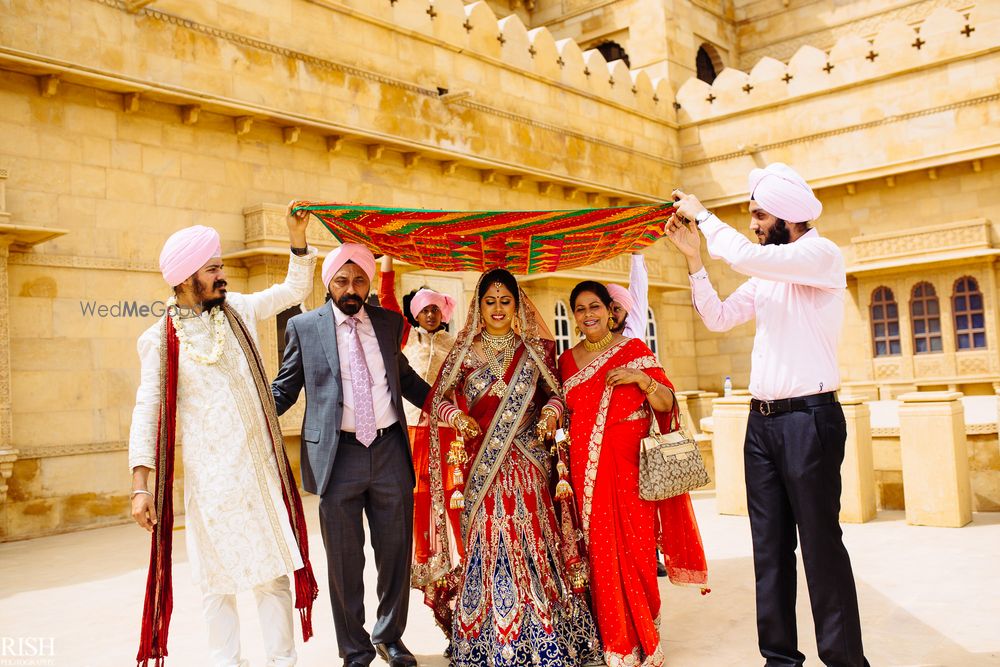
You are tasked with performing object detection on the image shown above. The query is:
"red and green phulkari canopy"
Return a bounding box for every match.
[293,201,677,274]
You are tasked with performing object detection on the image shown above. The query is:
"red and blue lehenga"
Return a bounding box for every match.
[414,333,601,667]
[560,338,709,667]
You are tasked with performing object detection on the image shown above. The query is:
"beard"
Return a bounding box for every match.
[194,278,227,310]
[611,315,627,334]
[335,293,365,315]
[760,219,791,246]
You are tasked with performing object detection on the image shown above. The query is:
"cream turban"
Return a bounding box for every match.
[410,288,456,323]
[748,162,823,223]
[159,225,222,287]
[606,283,635,312]
[322,243,376,288]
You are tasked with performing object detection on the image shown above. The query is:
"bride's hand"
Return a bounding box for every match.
[451,411,481,438]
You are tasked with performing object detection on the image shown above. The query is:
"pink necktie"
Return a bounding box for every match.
[346,316,377,446]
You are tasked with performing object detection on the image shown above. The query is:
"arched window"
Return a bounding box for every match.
[953,276,987,350]
[910,282,943,354]
[645,307,658,356]
[596,40,631,68]
[870,287,901,357]
[554,301,572,356]
[696,43,722,84]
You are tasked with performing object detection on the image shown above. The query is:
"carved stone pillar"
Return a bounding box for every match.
[839,396,877,523]
[0,239,13,505]
[710,394,752,515]
[233,204,336,438]
[898,391,972,527]
[0,168,66,527]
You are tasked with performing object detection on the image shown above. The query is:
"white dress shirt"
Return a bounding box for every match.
[622,254,649,340]
[690,215,846,401]
[331,302,398,431]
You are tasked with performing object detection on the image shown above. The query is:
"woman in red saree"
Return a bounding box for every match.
[412,269,600,667]
[559,281,709,667]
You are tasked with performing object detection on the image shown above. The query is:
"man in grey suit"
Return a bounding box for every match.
[272,243,431,667]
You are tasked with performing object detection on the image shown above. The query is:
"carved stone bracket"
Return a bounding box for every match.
[0,449,16,505]
[242,203,337,252]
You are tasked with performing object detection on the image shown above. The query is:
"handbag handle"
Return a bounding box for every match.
[643,387,679,439]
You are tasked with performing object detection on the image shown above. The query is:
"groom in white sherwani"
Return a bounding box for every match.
[128,206,319,667]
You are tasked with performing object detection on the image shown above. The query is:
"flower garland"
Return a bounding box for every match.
[166,296,228,365]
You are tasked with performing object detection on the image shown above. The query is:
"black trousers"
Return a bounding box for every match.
[319,425,414,664]
[744,402,869,667]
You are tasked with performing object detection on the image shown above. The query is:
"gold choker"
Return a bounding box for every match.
[583,331,614,352]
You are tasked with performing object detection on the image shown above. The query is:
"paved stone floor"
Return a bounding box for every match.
[1,493,998,667]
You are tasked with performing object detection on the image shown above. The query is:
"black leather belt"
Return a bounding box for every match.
[750,391,838,417]
[341,422,400,443]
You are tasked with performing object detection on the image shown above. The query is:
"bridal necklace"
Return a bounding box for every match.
[583,330,614,352]
[167,296,227,365]
[481,328,516,396]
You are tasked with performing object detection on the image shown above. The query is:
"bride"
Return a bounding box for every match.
[411,268,601,667]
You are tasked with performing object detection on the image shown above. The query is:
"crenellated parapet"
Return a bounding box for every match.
[333,0,672,114]
[677,4,999,122]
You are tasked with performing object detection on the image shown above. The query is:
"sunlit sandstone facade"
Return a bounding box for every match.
[0,0,998,539]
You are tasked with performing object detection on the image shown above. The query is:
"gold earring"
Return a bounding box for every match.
[575,327,582,337]
[608,316,617,329]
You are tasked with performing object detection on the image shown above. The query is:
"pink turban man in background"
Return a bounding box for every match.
[665,163,870,667]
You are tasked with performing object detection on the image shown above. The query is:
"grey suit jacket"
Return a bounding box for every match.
[272,301,431,496]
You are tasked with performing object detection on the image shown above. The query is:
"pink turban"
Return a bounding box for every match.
[410,288,456,323]
[159,225,222,287]
[322,243,376,288]
[606,283,635,312]
[748,162,823,223]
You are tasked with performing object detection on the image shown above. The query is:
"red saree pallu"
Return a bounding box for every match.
[561,338,708,667]
[411,423,464,561]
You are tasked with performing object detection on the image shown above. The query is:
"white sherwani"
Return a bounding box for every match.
[129,250,317,595]
[401,327,455,425]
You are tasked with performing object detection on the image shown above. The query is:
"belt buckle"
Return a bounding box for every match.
[759,400,773,416]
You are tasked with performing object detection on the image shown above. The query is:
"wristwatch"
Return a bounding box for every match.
[694,209,712,226]
[290,245,309,256]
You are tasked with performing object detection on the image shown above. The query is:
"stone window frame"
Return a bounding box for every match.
[870,286,902,357]
[645,307,658,356]
[952,276,987,351]
[554,300,572,356]
[910,281,943,355]
[696,42,724,85]
[595,40,631,68]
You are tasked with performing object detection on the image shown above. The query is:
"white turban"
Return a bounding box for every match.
[606,283,635,313]
[410,288,456,323]
[159,225,222,287]
[322,243,376,288]
[748,163,822,223]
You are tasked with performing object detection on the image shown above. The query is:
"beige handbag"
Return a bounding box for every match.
[638,402,710,501]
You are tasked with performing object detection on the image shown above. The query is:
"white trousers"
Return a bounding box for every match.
[202,574,297,667]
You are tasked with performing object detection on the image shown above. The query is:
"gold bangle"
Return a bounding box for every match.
[644,377,658,395]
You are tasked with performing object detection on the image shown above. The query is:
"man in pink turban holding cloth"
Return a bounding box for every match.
[271,243,431,667]
[128,206,319,667]
[666,163,869,667]
[605,254,649,341]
